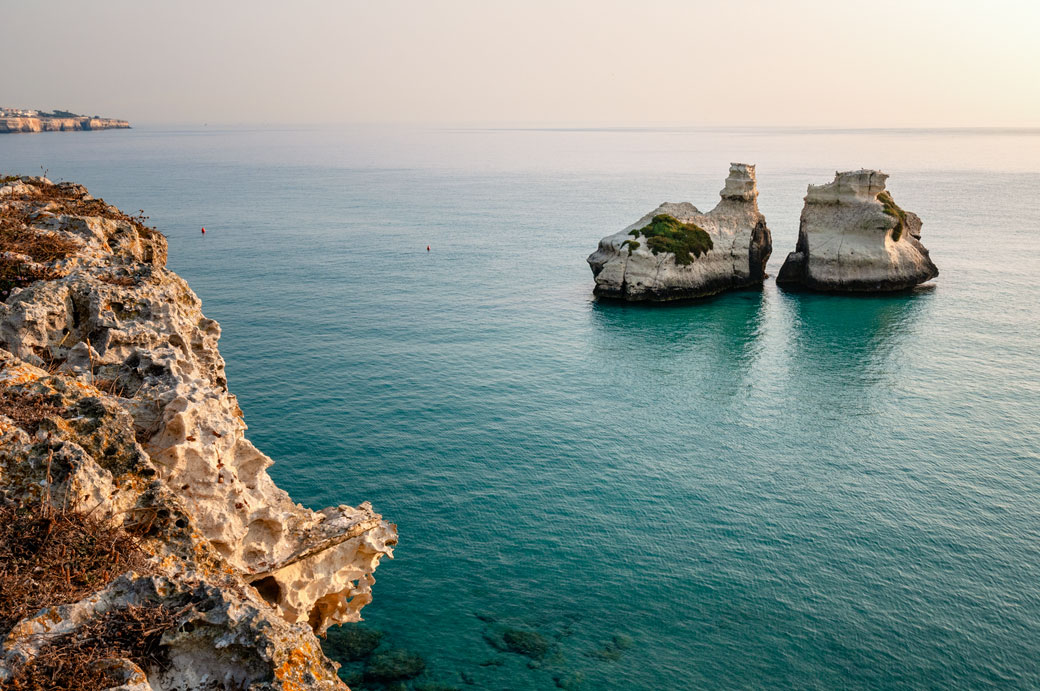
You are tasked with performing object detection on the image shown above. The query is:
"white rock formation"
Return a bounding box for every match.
[587,163,772,301]
[0,116,130,133]
[0,176,396,689]
[776,169,939,291]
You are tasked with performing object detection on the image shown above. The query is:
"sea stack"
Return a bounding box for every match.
[587,163,772,301]
[776,169,939,292]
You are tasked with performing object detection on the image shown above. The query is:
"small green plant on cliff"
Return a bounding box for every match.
[878,191,907,241]
[628,214,713,265]
[621,239,640,256]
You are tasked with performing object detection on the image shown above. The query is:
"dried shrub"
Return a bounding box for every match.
[0,257,66,297]
[0,205,77,296]
[0,389,62,434]
[92,377,128,397]
[7,180,160,238]
[0,206,80,263]
[5,604,176,691]
[0,499,148,634]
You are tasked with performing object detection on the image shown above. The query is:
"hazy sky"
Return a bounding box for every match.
[2,0,1038,127]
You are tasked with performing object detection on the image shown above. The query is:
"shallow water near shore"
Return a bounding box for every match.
[3,125,1039,689]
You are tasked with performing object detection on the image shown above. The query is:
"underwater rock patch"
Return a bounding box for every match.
[365,648,427,682]
[585,634,634,661]
[325,624,385,662]
[501,628,551,659]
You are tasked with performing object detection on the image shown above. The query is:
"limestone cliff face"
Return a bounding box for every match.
[776,169,939,292]
[0,117,131,133]
[0,176,395,689]
[587,163,772,301]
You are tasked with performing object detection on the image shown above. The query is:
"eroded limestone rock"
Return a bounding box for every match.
[587,163,772,301]
[776,169,939,292]
[0,176,396,689]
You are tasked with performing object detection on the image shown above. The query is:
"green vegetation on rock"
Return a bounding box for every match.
[628,214,713,265]
[621,239,640,256]
[878,190,907,241]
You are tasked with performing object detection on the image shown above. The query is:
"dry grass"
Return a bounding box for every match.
[0,206,81,263]
[0,257,65,298]
[7,180,158,237]
[0,389,62,434]
[91,377,128,398]
[5,604,177,691]
[0,494,170,690]
[0,498,149,635]
[0,205,78,296]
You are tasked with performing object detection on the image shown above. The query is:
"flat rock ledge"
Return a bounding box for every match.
[0,176,395,689]
[776,169,939,292]
[587,163,772,302]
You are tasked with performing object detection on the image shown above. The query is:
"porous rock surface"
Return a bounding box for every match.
[587,163,772,301]
[776,169,939,291]
[0,176,396,689]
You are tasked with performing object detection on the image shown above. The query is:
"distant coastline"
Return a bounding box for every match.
[0,107,130,133]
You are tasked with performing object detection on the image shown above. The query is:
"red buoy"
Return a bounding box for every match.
[201,227,206,235]
[426,245,430,251]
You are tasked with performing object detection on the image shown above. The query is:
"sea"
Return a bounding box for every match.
[2,125,1038,690]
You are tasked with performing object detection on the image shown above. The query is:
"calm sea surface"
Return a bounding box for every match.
[2,126,1039,689]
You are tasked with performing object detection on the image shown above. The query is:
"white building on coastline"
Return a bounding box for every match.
[0,107,39,117]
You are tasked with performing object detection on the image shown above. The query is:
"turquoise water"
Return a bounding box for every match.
[2,126,1039,689]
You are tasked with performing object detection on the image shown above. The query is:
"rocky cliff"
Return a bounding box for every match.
[0,176,395,689]
[587,163,772,301]
[0,117,131,133]
[776,169,939,292]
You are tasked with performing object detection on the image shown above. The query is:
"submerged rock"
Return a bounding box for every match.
[503,629,551,659]
[776,169,939,292]
[586,634,634,661]
[326,625,385,662]
[587,163,772,301]
[364,649,426,681]
[483,625,554,660]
